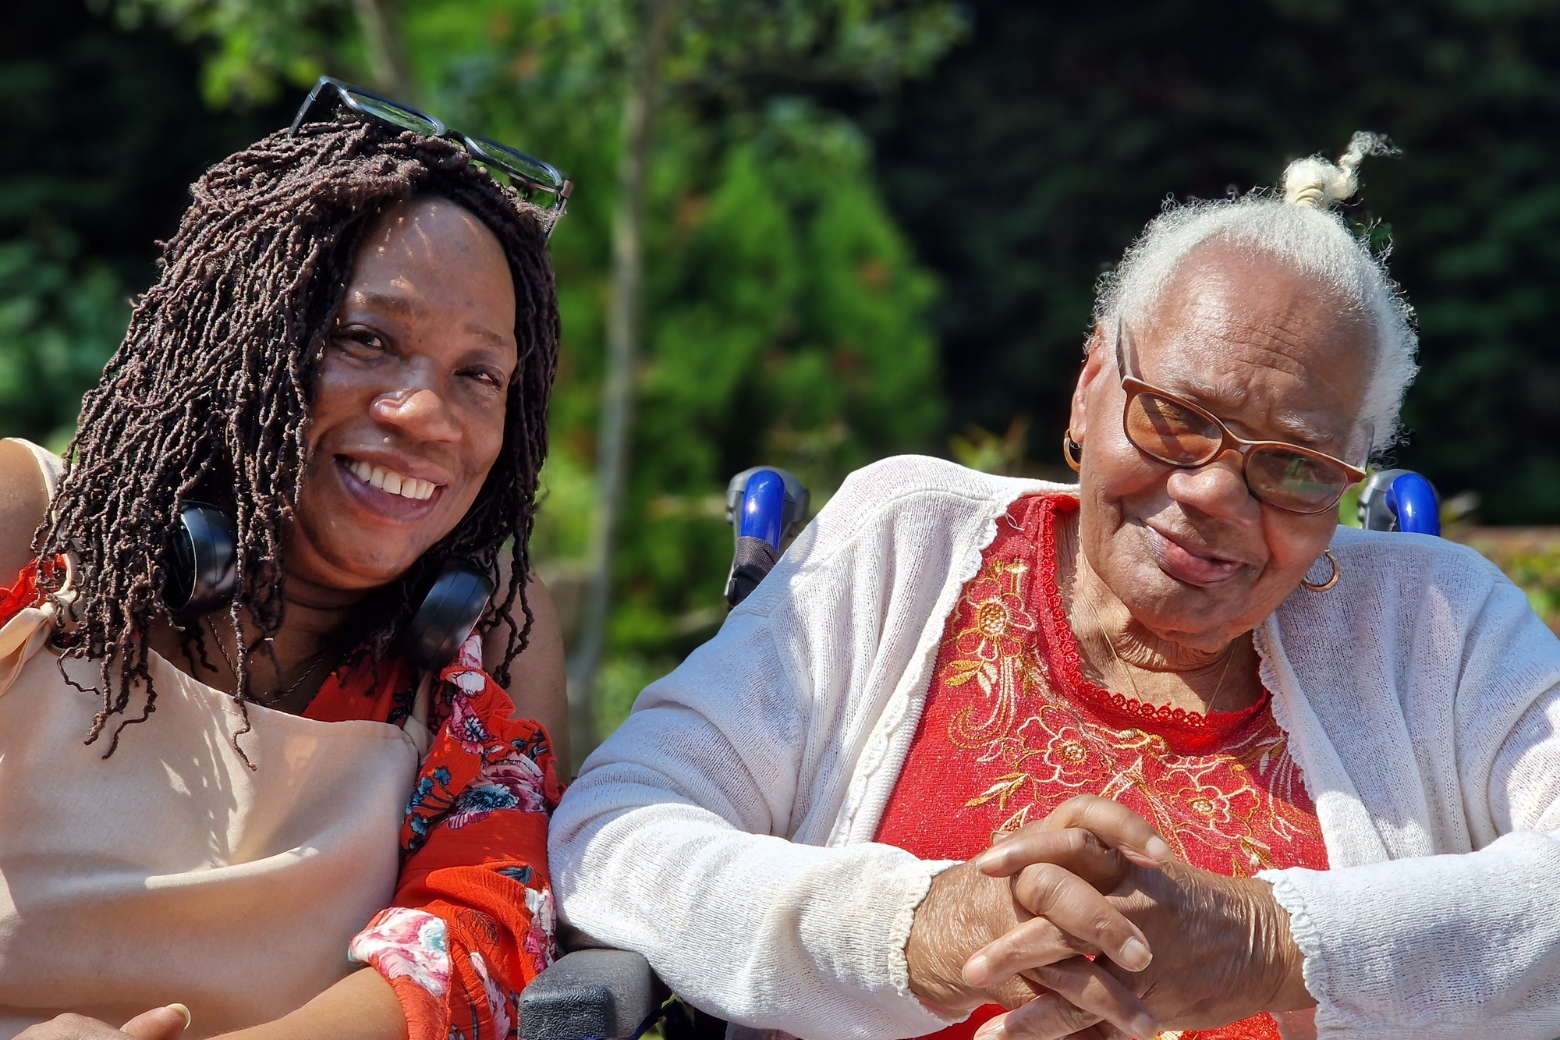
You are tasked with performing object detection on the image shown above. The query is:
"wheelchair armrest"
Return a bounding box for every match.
[520,948,667,1040]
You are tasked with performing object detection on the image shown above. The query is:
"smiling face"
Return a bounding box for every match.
[1068,239,1372,650]
[287,196,518,591]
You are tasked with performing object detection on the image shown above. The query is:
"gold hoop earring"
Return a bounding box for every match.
[1301,549,1340,593]
[1062,431,1083,472]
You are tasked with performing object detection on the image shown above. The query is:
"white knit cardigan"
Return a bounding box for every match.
[550,456,1560,1040]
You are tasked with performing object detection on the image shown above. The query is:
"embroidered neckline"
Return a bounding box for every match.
[1028,494,1269,748]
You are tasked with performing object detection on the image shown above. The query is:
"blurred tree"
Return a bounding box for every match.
[852,0,1560,522]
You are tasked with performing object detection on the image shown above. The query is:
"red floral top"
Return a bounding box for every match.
[1,560,560,1040]
[875,494,1328,1040]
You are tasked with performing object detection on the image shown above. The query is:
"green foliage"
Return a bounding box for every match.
[0,234,128,449]
[593,653,675,735]
[108,0,356,105]
[0,0,293,451]
[615,98,942,654]
[1509,547,1560,626]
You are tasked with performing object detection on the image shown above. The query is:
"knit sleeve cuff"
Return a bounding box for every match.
[884,858,971,1033]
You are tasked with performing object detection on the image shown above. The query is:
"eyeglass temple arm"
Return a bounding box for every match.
[1114,319,1139,381]
[288,81,330,138]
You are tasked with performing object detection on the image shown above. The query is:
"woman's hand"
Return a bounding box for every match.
[16,1006,190,1040]
[966,797,1313,1040]
[906,806,1172,1039]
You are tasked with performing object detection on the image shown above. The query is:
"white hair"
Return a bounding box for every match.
[1095,132,1418,454]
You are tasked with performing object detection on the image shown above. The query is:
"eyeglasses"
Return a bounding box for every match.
[289,76,573,237]
[1115,323,1367,514]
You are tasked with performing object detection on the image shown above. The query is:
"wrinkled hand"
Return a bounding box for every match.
[907,799,1174,1039]
[966,797,1312,1040]
[16,1006,191,1040]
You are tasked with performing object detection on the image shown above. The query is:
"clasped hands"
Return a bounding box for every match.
[906,795,1315,1040]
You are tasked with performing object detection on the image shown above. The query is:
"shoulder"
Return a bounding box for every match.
[732,455,1064,624]
[1273,525,1549,674]
[802,455,1066,563]
[0,439,51,586]
[827,454,1063,512]
[1328,525,1508,601]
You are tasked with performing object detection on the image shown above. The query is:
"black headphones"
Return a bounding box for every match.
[164,503,494,671]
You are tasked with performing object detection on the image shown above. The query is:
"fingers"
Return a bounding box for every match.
[974,961,1159,1040]
[976,826,1131,889]
[963,914,1101,984]
[974,998,1100,1040]
[119,1006,190,1040]
[17,1014,131,1040]
[970,861,1152,975]
[1041,795,1174,869]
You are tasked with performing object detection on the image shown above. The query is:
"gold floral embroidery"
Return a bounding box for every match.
[937,532,1321,878]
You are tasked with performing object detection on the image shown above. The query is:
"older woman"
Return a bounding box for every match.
[550,135,1560,1040]
[0,82,568,1040]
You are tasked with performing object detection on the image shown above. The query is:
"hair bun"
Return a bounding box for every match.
[1283,131,1397,209]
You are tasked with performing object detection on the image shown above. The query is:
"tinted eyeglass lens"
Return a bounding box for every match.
[1125,392,1222,466]
[344,90,442,136]
[462,134,564,203]
[1246,448,1349,512]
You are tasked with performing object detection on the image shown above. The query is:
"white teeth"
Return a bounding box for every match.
[346,459,437,501]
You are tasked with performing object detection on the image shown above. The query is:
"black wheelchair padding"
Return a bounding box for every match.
[520,949,667,1040]
[726,536,779,608]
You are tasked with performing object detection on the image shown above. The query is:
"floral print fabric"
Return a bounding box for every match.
[875,494,1327,1040]
[338,633,562,1040]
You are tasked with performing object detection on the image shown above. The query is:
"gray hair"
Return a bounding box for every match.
[1094,132,1418,454]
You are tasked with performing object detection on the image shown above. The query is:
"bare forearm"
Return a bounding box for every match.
[216,969,406,1040]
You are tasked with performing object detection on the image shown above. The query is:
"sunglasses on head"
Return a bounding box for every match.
[1114,323,1368,515]
[289,76,573,237]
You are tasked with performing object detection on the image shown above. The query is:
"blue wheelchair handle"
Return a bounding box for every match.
[1386,472,1441,536]
[738,469,787,550]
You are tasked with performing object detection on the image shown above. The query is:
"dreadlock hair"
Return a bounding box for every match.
[34,117,560,756]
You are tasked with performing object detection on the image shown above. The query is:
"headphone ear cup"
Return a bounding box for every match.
[407,560,494,671]
[164,504,238,615]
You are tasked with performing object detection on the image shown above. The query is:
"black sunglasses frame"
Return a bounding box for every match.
[289,76,573,236]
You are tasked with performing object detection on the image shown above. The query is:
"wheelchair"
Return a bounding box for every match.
[518,468,1439,1040]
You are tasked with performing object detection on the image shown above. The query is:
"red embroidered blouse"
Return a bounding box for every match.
[0,560,558,1040]
[875,494,1328,1040]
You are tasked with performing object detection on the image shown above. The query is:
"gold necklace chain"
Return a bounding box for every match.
[1076,588,1145,701]
[205,616,329,704]
[1074,586,1239,715]
[1202,640,1239,716]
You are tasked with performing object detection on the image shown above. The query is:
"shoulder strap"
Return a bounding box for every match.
[2,438,64,500]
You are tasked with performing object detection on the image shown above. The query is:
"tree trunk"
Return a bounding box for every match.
[566,0,678,771]
[351,0,415,102]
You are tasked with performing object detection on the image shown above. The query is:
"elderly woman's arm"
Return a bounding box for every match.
[549,606,966,1040]
[1252,571,1560,1040]
[1259,661,1560,1036]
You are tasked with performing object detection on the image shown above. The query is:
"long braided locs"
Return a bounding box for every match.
[34,119,560,755]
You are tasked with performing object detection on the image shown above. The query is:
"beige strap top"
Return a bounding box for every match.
[0,439,421,1039]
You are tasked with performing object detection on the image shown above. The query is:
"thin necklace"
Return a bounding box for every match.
[1202,641,1239,716]
[1076,585,1145,702]
[205,616,329,704]
[1075,584,1240,715]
